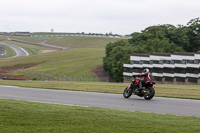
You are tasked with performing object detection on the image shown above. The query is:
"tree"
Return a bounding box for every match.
[103,18,199,82]
[103,40,131,80]
[170,25,190,51]
[186,18,200,52]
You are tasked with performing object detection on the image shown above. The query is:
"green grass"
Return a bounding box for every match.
[10,36,54,43]
[0,99,199,133]
[0,80,200,99]
[0,37,55,57]
[0,48,105,77]
[44,36,122,48]
[0,36,8,39]
[0,35,119,77]
[1,34,199,133]
[0,46,3,53]
[1,35,200,100]
[0,36,109,79]
[11,36,122,48]
[2,40,55,56]
[0,44,16,58]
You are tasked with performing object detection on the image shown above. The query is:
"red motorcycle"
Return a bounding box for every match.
[123,76,156,100]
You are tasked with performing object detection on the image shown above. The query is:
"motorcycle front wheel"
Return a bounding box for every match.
[144,87,155,100]
[123,87,133,98]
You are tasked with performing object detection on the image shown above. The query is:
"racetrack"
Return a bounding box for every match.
[0,85,199,117]
[0,42,29,58]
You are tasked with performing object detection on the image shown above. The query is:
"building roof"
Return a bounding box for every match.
[132,53,149,57]
[151,53,171,56]
[196,51,200,54]
[131,52,200,59]
[172,52,194,56]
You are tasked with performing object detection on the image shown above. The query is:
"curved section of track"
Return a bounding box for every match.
[0,42,29,58]
[0,85,199,117]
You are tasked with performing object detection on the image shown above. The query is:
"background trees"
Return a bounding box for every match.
[186,18,200,52]
[103,18,200,82]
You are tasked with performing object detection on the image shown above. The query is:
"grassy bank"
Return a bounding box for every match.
[0,80,200,99]
[0,48,105,77]
[0,36,118,79]
[0,99,199,133]
[11,36,122,48]
[44,36,122,48]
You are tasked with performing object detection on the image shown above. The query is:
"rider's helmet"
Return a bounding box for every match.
[143,68,149,73]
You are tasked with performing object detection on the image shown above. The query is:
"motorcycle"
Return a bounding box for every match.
[123,76,156,100]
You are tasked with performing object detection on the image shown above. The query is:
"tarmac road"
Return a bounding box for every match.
[0,42,29,58]
[0,85,199,117]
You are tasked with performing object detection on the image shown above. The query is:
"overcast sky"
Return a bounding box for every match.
[0,0,199,35]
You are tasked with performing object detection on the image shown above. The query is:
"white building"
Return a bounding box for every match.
[123,52,200,84]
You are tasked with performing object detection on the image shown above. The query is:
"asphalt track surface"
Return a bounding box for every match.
[0,85,199,117]
[0,42,29,58]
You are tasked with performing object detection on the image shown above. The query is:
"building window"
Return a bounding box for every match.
[195,60,200,64]
[131,60,140,64]
[142,60,150,64]
[151,60,160,64]
[162,60,171,64]
[172,60,182,64]
[176,77,185,82]
[175,68,186,73]
[188,78,197,83]
[187,68,199,74]
[153,68,163,73]
[132,68,142,73]
[164,68,174,73]
[185,60,194,64]
[165,77,173,82]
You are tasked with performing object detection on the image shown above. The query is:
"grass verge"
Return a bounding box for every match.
[0,99,199,133]
[0,44,16,58]
[0,80,200,99]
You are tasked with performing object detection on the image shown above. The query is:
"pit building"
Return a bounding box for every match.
[123,52,200,84]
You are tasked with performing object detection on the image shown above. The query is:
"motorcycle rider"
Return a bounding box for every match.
[134,68,153,89]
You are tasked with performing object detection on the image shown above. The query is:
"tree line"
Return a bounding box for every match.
[103,18,200,82]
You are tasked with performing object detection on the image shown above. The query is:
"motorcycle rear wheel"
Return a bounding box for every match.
[144,87,155,100]
[123,87,133,98]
